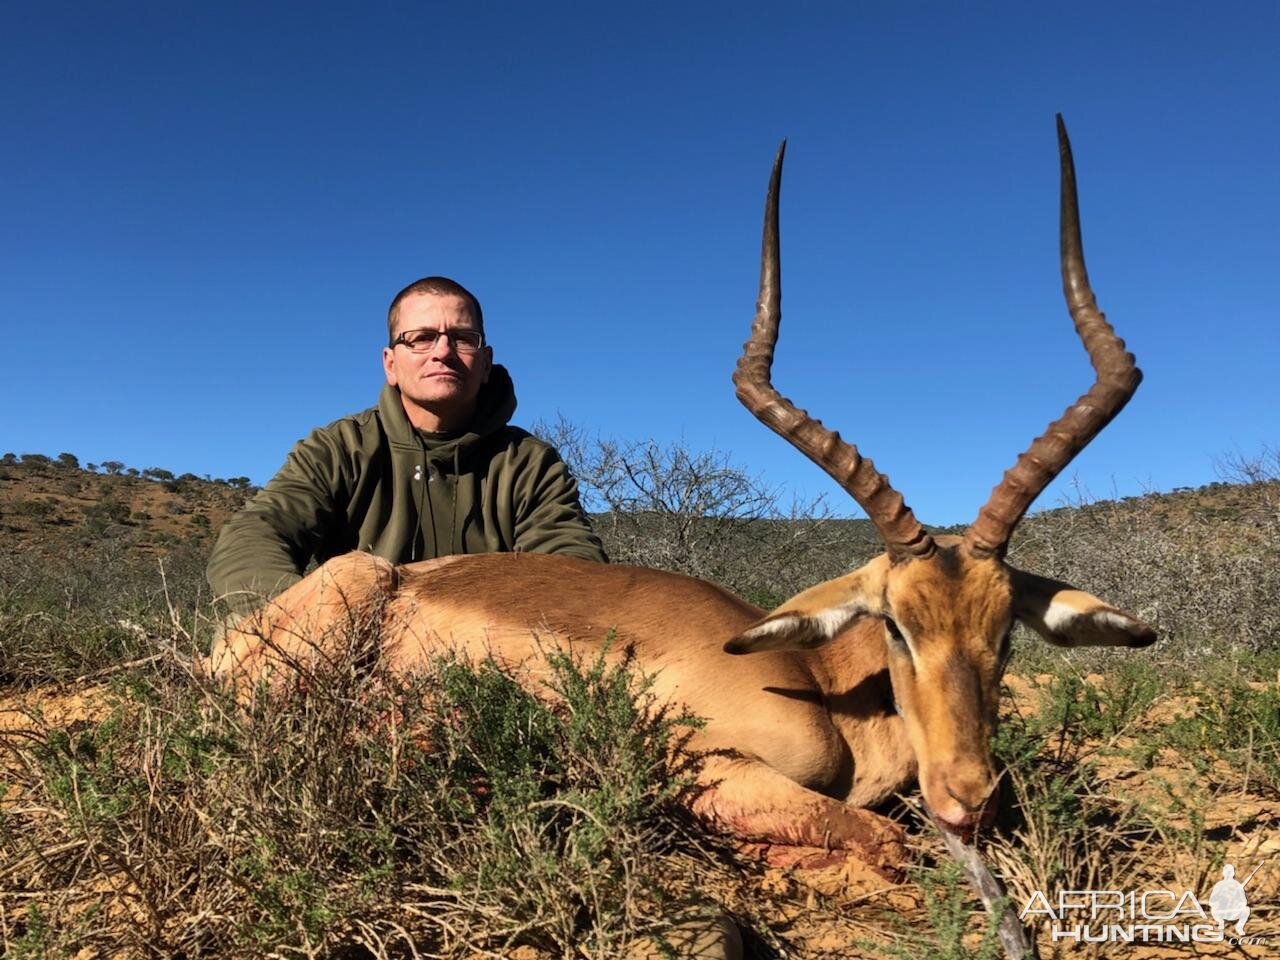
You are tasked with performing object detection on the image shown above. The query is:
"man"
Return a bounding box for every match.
[207,276,606,615]
[1209,864,1251,936]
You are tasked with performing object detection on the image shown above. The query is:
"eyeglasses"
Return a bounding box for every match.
[391,327,485,354]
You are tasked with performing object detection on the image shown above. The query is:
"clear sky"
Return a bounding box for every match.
[3,2,1276,524]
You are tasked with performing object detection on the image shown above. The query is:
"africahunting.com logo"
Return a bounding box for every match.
[1021,862,1270,946]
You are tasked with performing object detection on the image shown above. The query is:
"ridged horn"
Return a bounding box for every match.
[733,141,935,562]
[965,115,1143,558]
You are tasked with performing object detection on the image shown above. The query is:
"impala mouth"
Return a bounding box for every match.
[930,788,999,838]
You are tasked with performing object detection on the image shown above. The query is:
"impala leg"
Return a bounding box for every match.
[690,753,907,878]
[207,552,398,696]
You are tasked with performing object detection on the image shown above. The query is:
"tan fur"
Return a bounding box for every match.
[209,551,400,684]
[720,535,1154,831]
[210,534,1154,849]
[879,542,1009,823]
[1011,568,1157,648]
[209,552,910,874]
[210,541,1153,855]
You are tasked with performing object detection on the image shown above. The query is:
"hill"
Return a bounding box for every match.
[2,449,1277,660]
[1,450,1278,957]
[0,452,252,555]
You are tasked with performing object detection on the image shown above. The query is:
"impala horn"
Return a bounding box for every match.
[965,116,1143,558]
[734,141,935,562]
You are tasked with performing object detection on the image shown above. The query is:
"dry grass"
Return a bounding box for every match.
[1,607,772,958]
[3,452,1279,956]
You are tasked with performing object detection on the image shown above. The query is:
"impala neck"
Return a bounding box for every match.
[802,619,892,705]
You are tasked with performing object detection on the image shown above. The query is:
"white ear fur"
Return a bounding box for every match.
[1012,569,1156,649]
[724,562,887,655]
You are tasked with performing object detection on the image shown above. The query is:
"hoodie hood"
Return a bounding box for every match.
[377,364,520,558]
[378,363,517,464]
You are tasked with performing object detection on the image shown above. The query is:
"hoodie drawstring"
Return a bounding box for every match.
[451,447,462,554]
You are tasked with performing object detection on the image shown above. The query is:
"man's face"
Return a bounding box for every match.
[382,292,492,431]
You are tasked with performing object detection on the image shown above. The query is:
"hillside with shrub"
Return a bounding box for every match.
[3,447,1276,663]
[1,448,1278,957]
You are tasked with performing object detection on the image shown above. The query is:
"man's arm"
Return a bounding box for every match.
[511,442,608,563]
[207,428,348,614]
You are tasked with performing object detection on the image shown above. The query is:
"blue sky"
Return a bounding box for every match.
[3,2,1276,524]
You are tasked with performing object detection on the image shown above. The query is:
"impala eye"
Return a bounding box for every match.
[997,630,1013,665]
[885,619,908,649]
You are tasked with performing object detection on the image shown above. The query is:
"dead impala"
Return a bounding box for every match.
[209,117,1155,874]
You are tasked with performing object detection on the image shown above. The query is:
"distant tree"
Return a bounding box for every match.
[126,467,139,477]
[56,452,80,470]
[163,472,201,494]
[102,460,125,475]
[20,453,51,467]
[1,453,17,465]
[86,463,98,472]
[227,476,253,489]
[142,467,175,482]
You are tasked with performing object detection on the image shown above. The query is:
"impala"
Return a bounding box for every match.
[209,117,1155,875]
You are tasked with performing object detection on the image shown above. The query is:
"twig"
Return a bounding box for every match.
[70,652,167,685]
[935,818,1039,960]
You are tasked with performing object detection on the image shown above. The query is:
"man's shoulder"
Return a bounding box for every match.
[285,399,400,478]
[304,386,410,449]
[464,426,579,485]
[314,401,383,438]
[483,425,562,459]
[296,402,382,448]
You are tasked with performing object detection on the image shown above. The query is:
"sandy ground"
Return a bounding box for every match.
[2,674,1277,959]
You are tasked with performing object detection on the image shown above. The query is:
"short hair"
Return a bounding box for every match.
[387,276,484,343]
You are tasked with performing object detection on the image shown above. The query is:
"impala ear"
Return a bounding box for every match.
[1011,568,1156,648]
[724,559,888,654]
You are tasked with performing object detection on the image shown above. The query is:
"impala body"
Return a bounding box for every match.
[210,118,1155,875]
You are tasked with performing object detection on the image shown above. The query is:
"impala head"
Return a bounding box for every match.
[724,117,1156,833]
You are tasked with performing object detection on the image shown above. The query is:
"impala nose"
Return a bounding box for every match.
[931,773,998,834]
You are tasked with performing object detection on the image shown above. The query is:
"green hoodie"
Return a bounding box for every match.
[207,365,606,613]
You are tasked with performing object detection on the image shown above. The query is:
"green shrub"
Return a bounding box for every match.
[0,622,729,959]
[863,861,1003,960]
